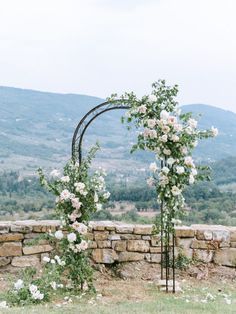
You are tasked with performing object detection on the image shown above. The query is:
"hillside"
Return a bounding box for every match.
[0,86,236,174]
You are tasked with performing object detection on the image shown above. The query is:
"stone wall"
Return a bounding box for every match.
[0,220,236,270]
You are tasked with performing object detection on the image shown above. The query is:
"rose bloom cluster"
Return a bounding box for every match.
[109,81,218,225]
[14,280,44,301]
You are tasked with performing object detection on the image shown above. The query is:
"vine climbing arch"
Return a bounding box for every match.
[71,99,176,293]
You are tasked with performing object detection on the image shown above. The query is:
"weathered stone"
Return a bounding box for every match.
[175,227,195,238]
[191,239,219,250]
[86,233,94,241]
[0,242,22,257]
[118,252,144,262]
[97,241,111,249]
[120,234,141,240]
[127,240,150,252]
[0,257,11,266]
[11,224,32,233]
[230,229,236,242]
[108,234,121,241]
[0,233,24,242]
[175,238,193,259]
[116,224,134,234]
[212,230,230,242]
[196,230,213,241]
[146,253,161,263]
[94,231,109,241]
[151,235,161,246]
[24,233,43,239]
[193,250,213,263]
[0,224,10,234]
[219,241,230,248]
[231,242,236,248]
[142,236,151,240]
[214,248,236,267]
[11,255,40,267]
[23,239,49,245]
[23,244,53,255]
[112,241,127,252]
[150,247,162,253]
[92,249,118,264]
[133,225,153,235]
[88,241,97,249]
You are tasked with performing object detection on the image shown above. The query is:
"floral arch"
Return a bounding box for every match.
[34,80,218,299]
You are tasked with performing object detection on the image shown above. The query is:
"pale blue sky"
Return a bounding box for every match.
[0,0,235,112]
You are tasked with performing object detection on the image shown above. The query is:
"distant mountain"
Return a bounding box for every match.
[182,104,236,161]
[0,86,236,174]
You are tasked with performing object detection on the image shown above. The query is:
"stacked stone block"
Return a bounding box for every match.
[0,220,236,270]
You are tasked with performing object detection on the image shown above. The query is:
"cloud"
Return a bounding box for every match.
[0,0,235,112]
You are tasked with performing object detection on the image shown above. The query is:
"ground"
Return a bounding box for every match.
[0,262,235,313]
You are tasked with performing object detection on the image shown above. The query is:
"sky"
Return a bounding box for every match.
[0,0,236,112]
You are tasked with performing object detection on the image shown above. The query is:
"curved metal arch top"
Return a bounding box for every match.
[71,100,130,163]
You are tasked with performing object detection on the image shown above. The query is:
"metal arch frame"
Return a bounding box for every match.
[71,100,176,293]
[71,100,130,163]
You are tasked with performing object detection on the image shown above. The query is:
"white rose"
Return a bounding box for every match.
[94,192,99,203]
[167,116,177,125]
[149,129,157,139]
[184,156,194,167]
[191,168,198,176]
[55,230,64,240]
[160,135,168,142]
[176,166,185,174]
[173,123,183,132]
[14,279,24,290]
[42,256,51,263]
[162,125,170,133]
[167,158,175,166]
[60,189,71,201]
[137,105,147,114]
[147,177,155,187]
[147,119,156,128]
[181,147,188,155]
[96,203,102,211]
[76,223,88,235]
[148,94,157,102]
[149,162,158,172]
[160,110,169,120]
[60,176,70,183]
[189,174,195,184]
[159,174,169,186]
[50,259,56,264]
[163,148,171,155]
[77,240,88,251]
[67,232,77,243]
[188,118,198,128]
[103,192,110,199]
[29,284,38,294]
[171,186,181,196]
[162,167,170,174]
[71,197,82,210]
[211,126,218,137]
[171,134,179,142]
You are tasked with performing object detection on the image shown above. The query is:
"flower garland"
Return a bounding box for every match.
[38,144,110,291]
[108,80,218,237]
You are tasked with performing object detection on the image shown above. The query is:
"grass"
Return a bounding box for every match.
[0,279,235,314]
